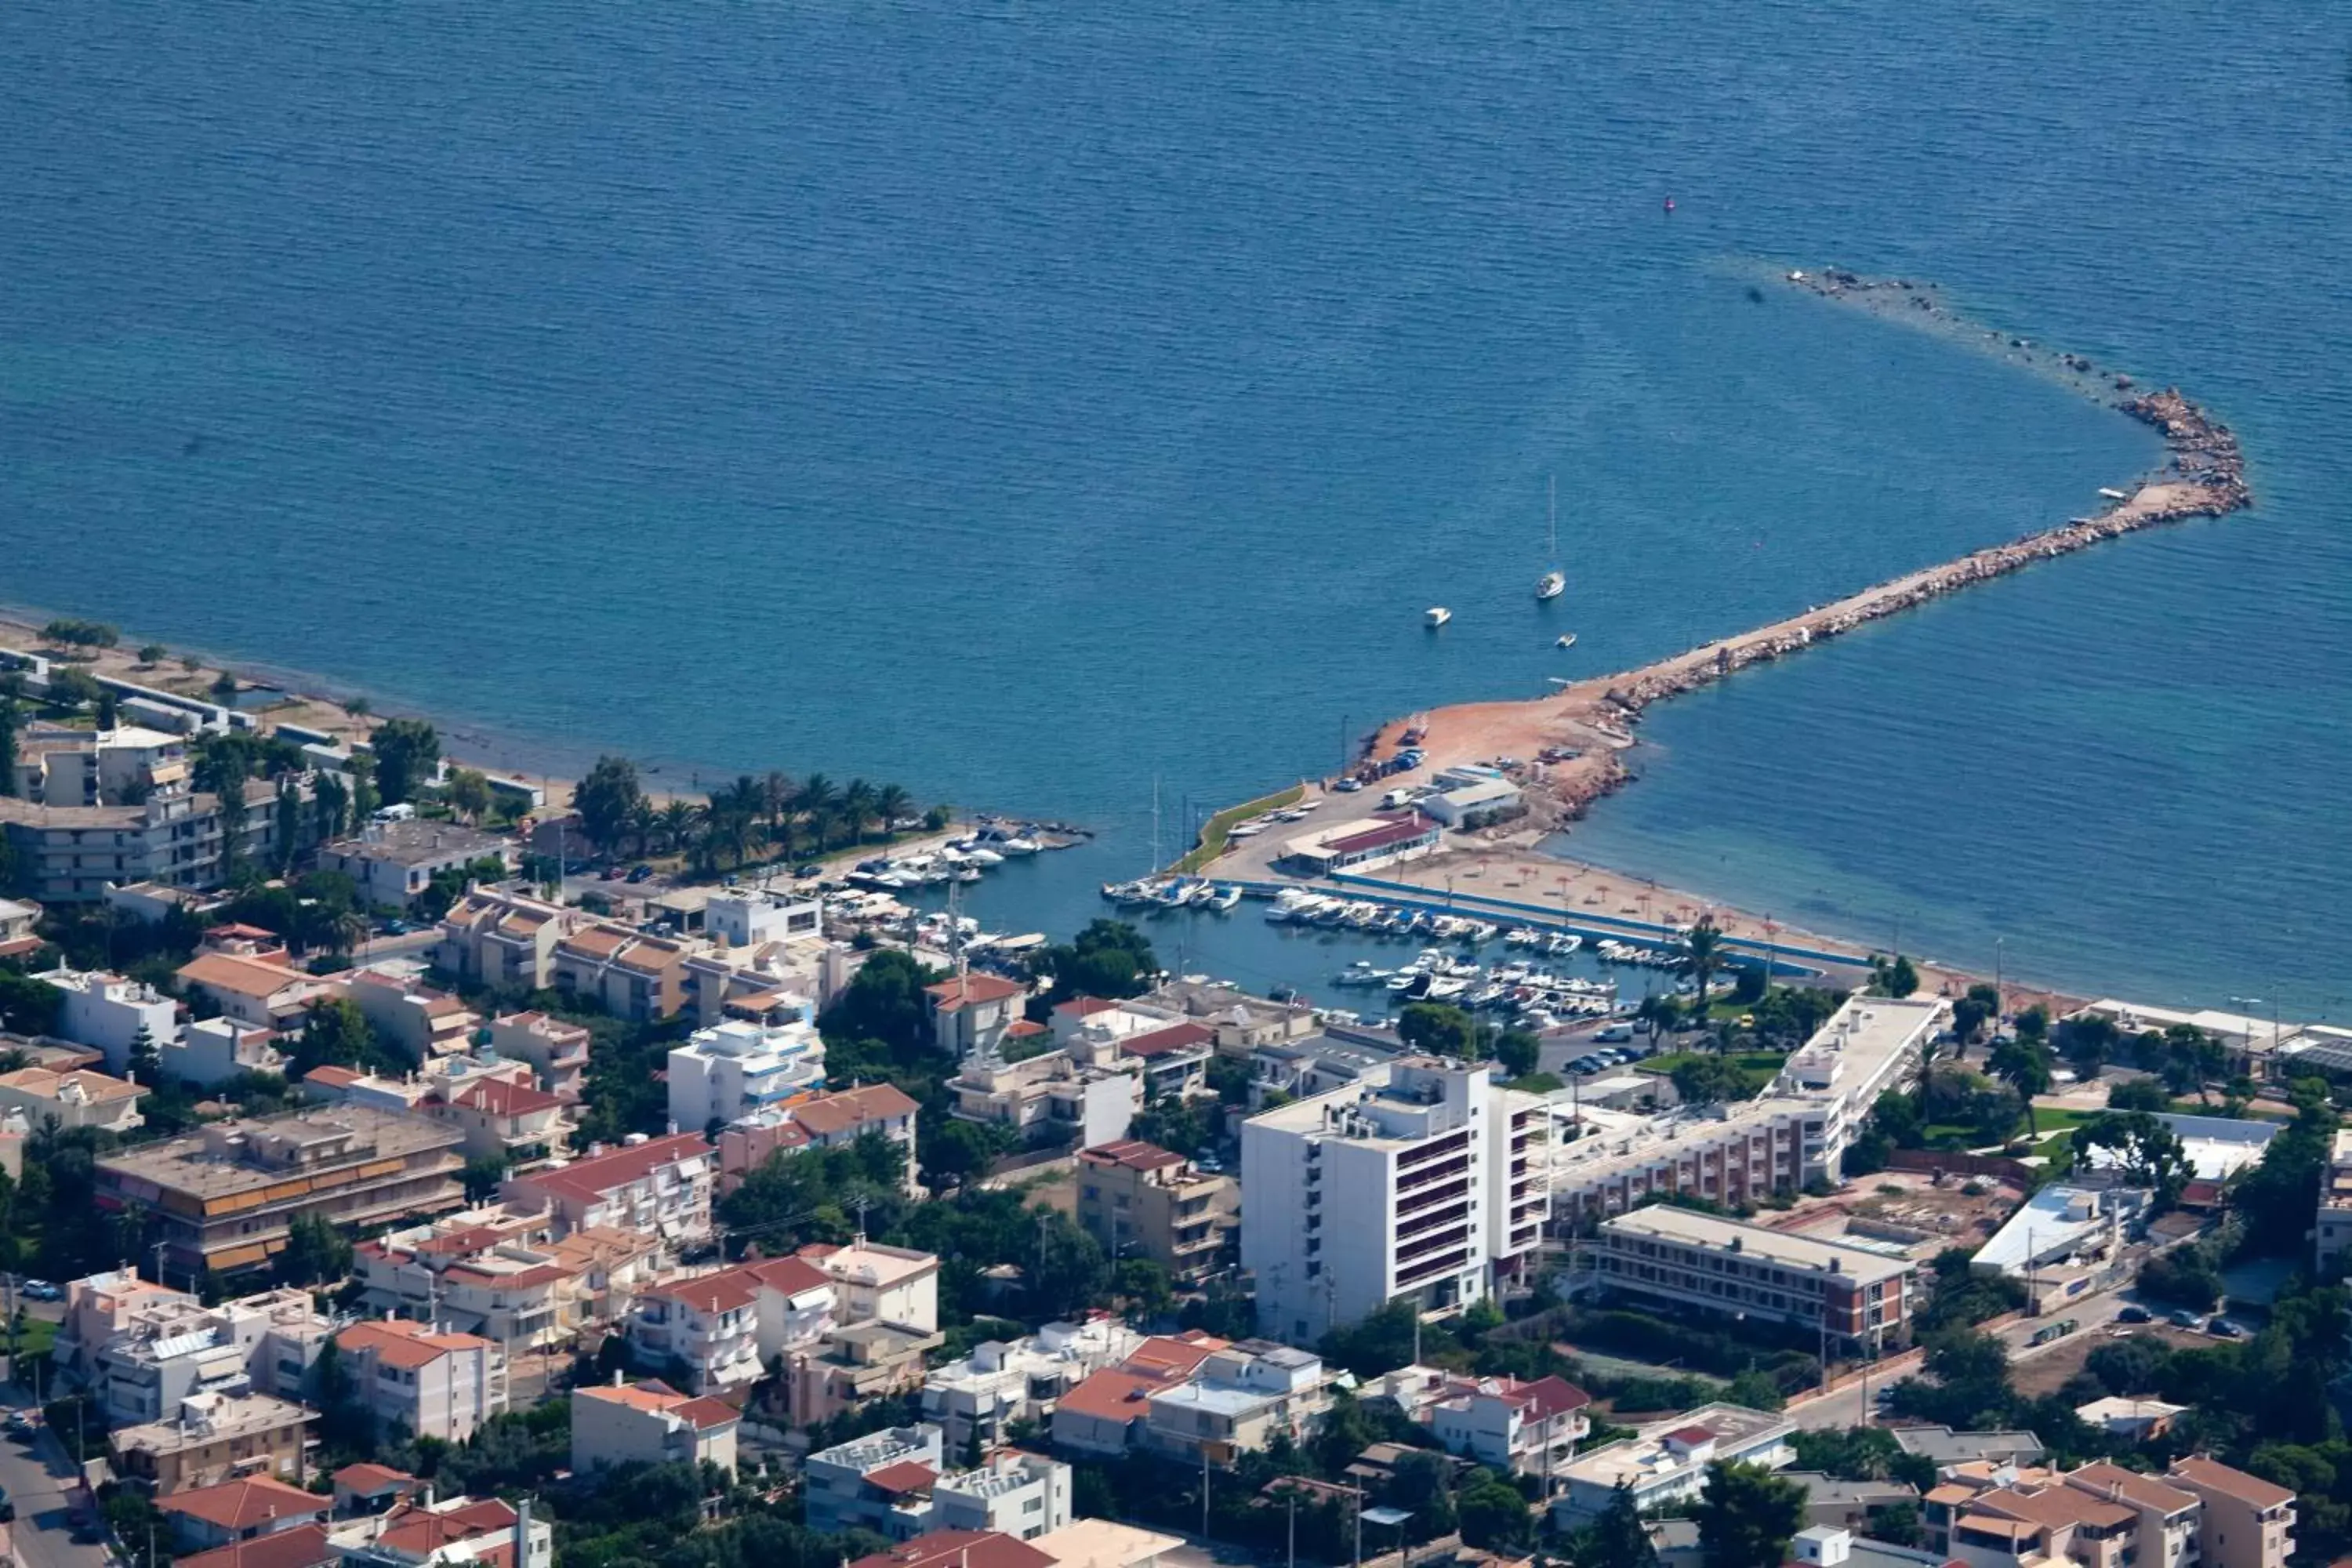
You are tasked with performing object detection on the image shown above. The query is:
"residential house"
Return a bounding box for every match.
[333,1319,506,1443]
[571,1378,740,1479]
[95,1106,466,1279]
[717,1082,921,1195]
[847,1533,1054,1568]
[1550,1403,1796,1524]
[47,967,180,1073]
[920,1319,1142,1453]
[111,1391,314,1496]
[158,1477,330,1551]
[1138,1340,1331,1462]
[930,1453,1073,1541]
[500,1130,714,1243]
[553,925,688,1022]
[318,821,514,913]
[0,1063,145,1134]
[804,1425,947,1537]
[1050,1333,1229,1457]
[434,891,570,992]
[90,1286,332,1427]
[176,952,339,1032]
[1428,1374,1592,1479]
[345,967,481,1062]
[1781,1475,1923,1534]
[947,1033,1141,1151]
[2074,1398,2187,1442]
[2318,1128,2352,1272]
[164,1018,287,1089]
[355,1207,601,1352]
[1075,1141,1238,1286]
[666,1017,826,1134]
[328,1494,552,1568]
[483,1013,590,1102]
[429,1074,572,1171]
[54,1267,195,1383]
[627,1269,764,1395]
[1891,1428,2047,1468]
[332,1464,422,1518]
[2063,1465,2203,1568]
[174,1526,339,1568]
[0,896,42,962]
[1029,1521,1185,1568]
[925,975,1027,1058]
[800,1240,940,1330]
[2165,1457,2297,1568]
[789,1319,947,1428]
[743,1254,837,1364]
[1920,1455,2289,1568]
[1114,1022,1215,1102]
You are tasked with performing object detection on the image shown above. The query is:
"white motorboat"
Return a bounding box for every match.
[963,847,1004,866]
[1535,474,1566,601]
[1536,570,1565,601]
[1208,885,1242,911]
[998,836,1042,855]
[1556,633,1577,649]
[1425,607,1452,628]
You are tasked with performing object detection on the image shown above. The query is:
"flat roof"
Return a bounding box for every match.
[1598,1204,1915,1285]
[97,1106,463,1200]
[1971,1185,2122,1276]
[1561,1402,1791,1490]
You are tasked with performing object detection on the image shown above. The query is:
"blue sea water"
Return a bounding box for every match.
[2,3,2347,1013]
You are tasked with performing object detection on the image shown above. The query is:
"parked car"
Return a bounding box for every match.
[18,1279,59,1302]
[796,864,822,878]
[2169,1308,2205,1330]
[2205,1318,2245,1339]
[2116,1305,2151,1324]
[1333,778,1363,793]
[626,864,654,883]
[1594,1023,1633,1044]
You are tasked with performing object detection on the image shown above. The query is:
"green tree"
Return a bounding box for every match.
[841,779,878,844]
[2230,1080,2340,1252]
[2107,1077,2170,1112]
[2013,1004,2049,1046]
[1951,995,1993,1046]
[572,755,644,855]
[49,666,102,710]
[1873,953,1920,999]
[1494,1028,1541,1079]
[1726,1366,1787,1411]
[277,1210,354,1287]
[1987,1037,2054,1134]
[821,949,944,1061]
[445,767,493,825]
[0,698,17,798]
[126,1023,162,1087]
[873,783,914,833]
[1671,1053,1751,1105]
[2075,1111,2193,1203]
[1456,1468,1535,1552]
[290,996,383,1077]
[1697,1461,1807,1568]
[368,718,440,806]
[94,688,118,730]
[1398,1002,1479,1061]
[462,1153,510,1204]
[1035,920,1157,1003]
[1681,916,1728,1016]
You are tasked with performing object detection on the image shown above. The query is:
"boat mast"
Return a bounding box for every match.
[1548,472,1559,562]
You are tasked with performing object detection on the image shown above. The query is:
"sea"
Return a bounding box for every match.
[2,2,2348,1017]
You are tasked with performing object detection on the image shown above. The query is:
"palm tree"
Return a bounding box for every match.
[797,772,837,828]
[1989,1038,2054,1135]
[659,800,699,854]
[625,797,659,860]
[332,909,370,964]
[842,779,878,844]
[873,783,914,837]
[762,770,797,837]
[1678,916,1727,1044]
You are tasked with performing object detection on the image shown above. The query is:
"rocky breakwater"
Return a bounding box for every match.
[1366,286,2250,831]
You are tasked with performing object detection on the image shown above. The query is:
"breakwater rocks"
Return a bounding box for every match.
[1379,274,2252,830]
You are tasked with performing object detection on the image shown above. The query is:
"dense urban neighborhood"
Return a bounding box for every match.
[0,640,2345,1568]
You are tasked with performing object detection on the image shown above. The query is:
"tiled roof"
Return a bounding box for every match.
[925,974,1025,1011]
[0,1065,143,1102]
[2168,1456,2297,1511]
[336,1319,495,1370]
[577,1380,688,1413]
[511,1131,708,1203]
[848,1530,1054,1568]
[645,1267,762,1316]
[1080,1139,1185,1174]
[1054,997,1120,1018]
[790,1083,920,1136]
[159,1476,328,1531]
[373,1499,517,1558]
[173,1526,337,1568]
[1663,1425,1717,1447]
[1509,1375,1592,1421]
[2065,1464,2198,1516]
[742,1255,833,1299]
[1124,1331,1226,1378]
[863,1460,939,1495]
[1005,1019,1049,1039]
[445,1076,564,1117]
[1120,1022,1214,1059]
[178,952,317,1000]
[1322,812,1436,856]
[1057,1368,1174,1422]
[332,1462,418,1494]
[671,1396,741,1432]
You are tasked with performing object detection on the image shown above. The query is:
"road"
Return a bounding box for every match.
[0,1381,107,1568]
[1788,1282,2140,1431]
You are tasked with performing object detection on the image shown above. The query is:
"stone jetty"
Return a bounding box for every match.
[1357,274,2252,827]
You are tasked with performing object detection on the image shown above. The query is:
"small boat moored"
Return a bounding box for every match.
[1425,607,1452,629]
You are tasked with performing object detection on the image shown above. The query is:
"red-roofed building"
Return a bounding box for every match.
[848,1531,1056,1568]
[426,1074,572,1171]
[572,1378,740,1478]
[627,1265,765,1393]
[174,1524,338,1568]
[716,1081,921,1196]
[333,1319,506,1443]
[332,1463,419,1517]
[1429,1374,1592,1477]
[1050,1367,1184,1456]
[331,1494,550,1568]
[1278,811,1442,877]
[500,1130,714,1241]
[160,1476,331,1549]
[1114,1021,1214,1098]
[924,973,1028,1057]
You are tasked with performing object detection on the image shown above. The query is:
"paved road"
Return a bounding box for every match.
[0,1383,107,1568]
[1790,1282,2140,1430]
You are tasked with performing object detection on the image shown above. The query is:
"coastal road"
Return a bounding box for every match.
[1788,1283,2140,1431]
[0,1382,106,1568]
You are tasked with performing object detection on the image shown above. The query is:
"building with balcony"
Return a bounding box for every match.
[95,1106,466,1279]
[1137,1340,1331,1463]
[318,821,514,913]
[1240,1058,1547,1345]
[91,1286,332,1427]
[920,1319,1141,1454]
[158,1475,331,1551]
[931,1452,1073,1541]
[111,1391,315,1496]
[1428,1374,1592,1479]
[0,776,292,904]
[162,1018,286,1091]
[500,1130,713,1242]
[571,1378,740,1478]
[804,1425,948,1537]
[626,1269,764,1395]
[1048,1334,1229,1457]
[2165,1457,2296,1568]
[176,952,342,1032]
[328,1494,551,1568]
[946,1041,1140,1152]
[666,1016,827,1134]
[1076,1141,1239,1285]
[2317,1128,2352,1272]
[1587,1206,1917,1356]
[802,1240,941,1331]
[717,1081,922,1194]
[47,967,181,1074]
[1549,1403,1796,1524]
[789,1318,947,1425]
[1919,1455,2289,1568]
[483,1012,590,1102]
[344,967,481,1062]
[0,1062,145,1134]
[2061,1465,2203,1568]
[553,925,688,1022]
[333,1319,507,1443]
[53,1267,194,1383]
[434,891,570,992]
[925,974,1028,1058]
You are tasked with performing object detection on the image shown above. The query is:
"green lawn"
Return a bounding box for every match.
[1174,782,1305,873]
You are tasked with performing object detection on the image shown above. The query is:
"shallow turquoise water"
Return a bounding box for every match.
[2,2,2346,1012]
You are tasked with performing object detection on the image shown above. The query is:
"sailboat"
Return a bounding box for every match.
[1535,474,1566,601]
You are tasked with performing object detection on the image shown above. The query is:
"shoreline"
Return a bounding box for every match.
[1191,268,2250,1005]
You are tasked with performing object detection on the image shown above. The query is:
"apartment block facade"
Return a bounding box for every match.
[1587,1205,1917,1354]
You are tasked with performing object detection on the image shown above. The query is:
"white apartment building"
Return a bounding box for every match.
[501,1131,713,1241]
[1550,1402,1797,1524]
[1138,1340,1332,1462]
[333,1319,507,1443]
[1241,1057,1548,1344]
[2318,1129,2352,1271]
[704,890,822,949]
[932,1452,1073,1541]
[626,1269,764,1395]
[159,1018,284,1089]
[804,1240,939,1331]
[89,1287,332,1427]
[666,1017,827,1134]
[47,968,180,1074]
[572,1379,739,1478]
[804,1425,949,1537]
[1428,1374,1593,1479]
[1545,995,1945,1221]
[920,1319,1142,1453]
[1588,1206,1918,1355]
[0,1064,145,1134]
